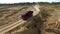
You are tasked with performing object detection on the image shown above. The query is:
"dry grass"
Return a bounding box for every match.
[40,5,60,34]
[0,5,60,34]
[0,6,28,26]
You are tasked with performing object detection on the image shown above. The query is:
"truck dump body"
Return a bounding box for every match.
[21,11,33,20]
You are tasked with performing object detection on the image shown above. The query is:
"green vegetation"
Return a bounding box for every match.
[0,2,60,6]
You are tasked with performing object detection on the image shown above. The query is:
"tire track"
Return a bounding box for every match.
[0,19,26,34]
[0,6,28,29]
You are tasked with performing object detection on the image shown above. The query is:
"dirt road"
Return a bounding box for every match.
[0,4,40,34]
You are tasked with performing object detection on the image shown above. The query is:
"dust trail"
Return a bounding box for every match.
[32,4,40,16]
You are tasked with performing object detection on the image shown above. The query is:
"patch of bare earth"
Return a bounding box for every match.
[0,5,60,34]
[40,6,60,34]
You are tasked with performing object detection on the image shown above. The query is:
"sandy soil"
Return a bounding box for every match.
[0,4,60,34]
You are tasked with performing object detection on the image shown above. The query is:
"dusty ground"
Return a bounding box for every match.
[0,4,60,34]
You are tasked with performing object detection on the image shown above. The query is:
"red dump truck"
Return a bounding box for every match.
[21,11,33,20]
